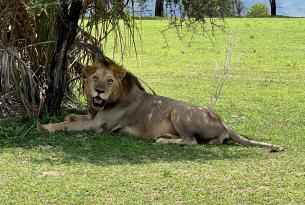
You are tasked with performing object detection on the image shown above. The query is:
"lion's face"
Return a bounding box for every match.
[84,63,126,109]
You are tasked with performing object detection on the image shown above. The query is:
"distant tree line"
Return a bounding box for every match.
[155,0,246,17]
[155,0,277,17]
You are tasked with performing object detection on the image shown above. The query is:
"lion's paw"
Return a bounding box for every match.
[156,138,170,144]
[37,122,54,133]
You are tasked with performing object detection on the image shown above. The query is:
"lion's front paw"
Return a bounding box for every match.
[37,122,55,133]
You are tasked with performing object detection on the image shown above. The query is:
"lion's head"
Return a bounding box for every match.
[83,62,144,109]
[83,63,126,109]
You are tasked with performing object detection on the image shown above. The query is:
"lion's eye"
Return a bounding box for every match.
[93,76,98,81]
[108,79,113,84]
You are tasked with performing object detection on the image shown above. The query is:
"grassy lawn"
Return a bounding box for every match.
[1,18,305,204]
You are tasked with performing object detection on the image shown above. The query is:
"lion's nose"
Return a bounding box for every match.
[95,88,105,94]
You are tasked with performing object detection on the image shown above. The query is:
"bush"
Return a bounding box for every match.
[247,3,269,17]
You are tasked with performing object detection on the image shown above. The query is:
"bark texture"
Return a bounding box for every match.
[45,0,82,115]
[270,0,276,16]
[155,0,164,16]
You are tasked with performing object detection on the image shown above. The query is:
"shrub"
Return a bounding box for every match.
[247,3,269,17]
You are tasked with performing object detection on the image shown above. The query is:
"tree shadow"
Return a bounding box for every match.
[0,121,262,166]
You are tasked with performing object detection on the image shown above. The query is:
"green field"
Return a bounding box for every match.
[1,18,305,204]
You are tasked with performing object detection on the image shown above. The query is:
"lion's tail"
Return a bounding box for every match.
[224,124,284,152]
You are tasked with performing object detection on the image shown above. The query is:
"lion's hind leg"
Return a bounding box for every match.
[156,134,197,145]
[208,133,229,145]
[155,133,180,140]
[156,133,179,144]
[155,110,199,146]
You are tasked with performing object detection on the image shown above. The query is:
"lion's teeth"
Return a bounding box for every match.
[94,98,103,104]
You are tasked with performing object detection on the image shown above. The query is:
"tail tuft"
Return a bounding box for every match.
[270,145,284,152]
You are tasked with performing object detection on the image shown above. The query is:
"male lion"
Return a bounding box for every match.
[41,61,283,152]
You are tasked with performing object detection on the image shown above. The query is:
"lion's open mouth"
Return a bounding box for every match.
[93,96,107,107]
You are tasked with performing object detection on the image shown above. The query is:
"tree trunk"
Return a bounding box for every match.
[235,0,244,17]
[45,0,82,115]
[155,0,164,17]
[270,0,276,16]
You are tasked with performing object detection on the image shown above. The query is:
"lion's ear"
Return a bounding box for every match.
[110,64,126,80]
[84,64,98,77]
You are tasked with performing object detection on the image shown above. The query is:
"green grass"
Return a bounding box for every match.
[1,18,305,204]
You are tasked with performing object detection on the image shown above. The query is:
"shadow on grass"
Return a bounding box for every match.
[0,120,260,166]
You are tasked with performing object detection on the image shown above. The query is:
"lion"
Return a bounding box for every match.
[40,61,284,152]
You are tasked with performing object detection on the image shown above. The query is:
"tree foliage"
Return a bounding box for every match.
[247,3,269,17]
